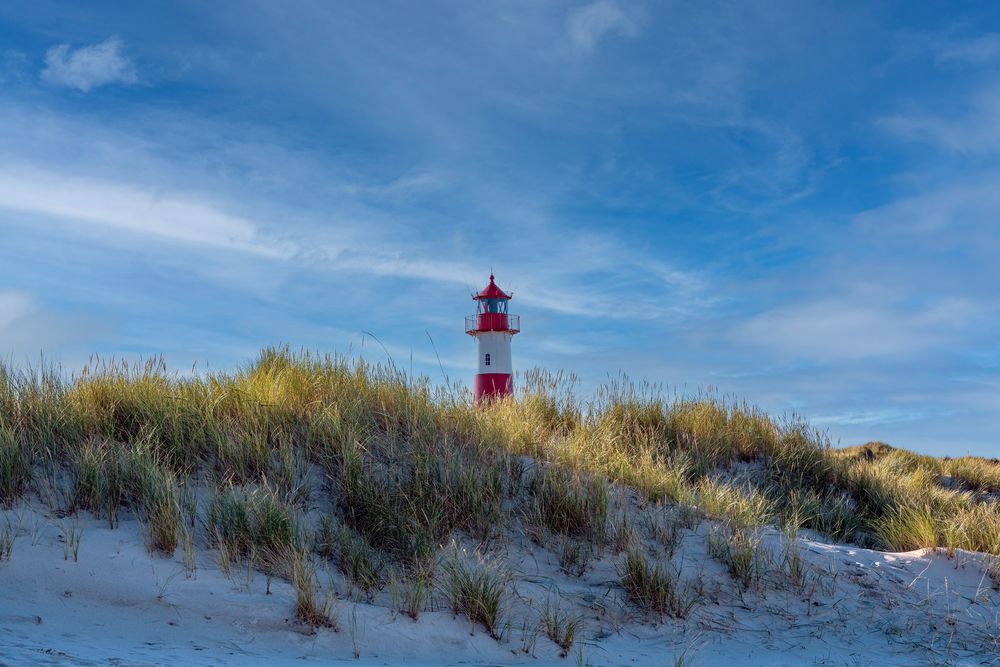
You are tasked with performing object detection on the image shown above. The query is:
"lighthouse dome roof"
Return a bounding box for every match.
[473,274,512,300]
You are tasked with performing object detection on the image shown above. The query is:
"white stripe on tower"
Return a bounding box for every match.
[476,332,513,374]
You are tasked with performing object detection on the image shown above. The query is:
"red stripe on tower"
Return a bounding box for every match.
[465,274,520,403]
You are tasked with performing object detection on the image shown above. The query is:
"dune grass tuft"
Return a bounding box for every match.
[542,600,584,657]
[0,515,17,560]
[528,465,609,544]
[291,549,335,629]
[0,426,31,505]
[319,519,385,598]
[389,566,433,621]
[443,554,508,638]
[707,526,766,591]
[948,457,1000,493]
[207,485,299,572]
[871,504,939,552]
[619,547,695,618]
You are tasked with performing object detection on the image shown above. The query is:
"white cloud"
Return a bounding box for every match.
[41,37,138,92]
[0,290,101,358]
[0,166,681,321]
[933,33,1000,65]
[0,291,33,330]
[322,249,657,318]
[533,339,597,356]
[885,33,1000,152]
[811,408,928,427]
[738,296,977,362]
[567,1,637,53]
[0,166,291,258]
[854,180,1000,240]
[880,85,1000,153]
[0,163,692,321]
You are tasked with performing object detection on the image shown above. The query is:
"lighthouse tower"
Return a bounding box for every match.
[465,274,520,403]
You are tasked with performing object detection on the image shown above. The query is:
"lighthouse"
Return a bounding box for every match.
[465,274,520,403]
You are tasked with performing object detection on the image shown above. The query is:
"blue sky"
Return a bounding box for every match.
[0,1,997,456]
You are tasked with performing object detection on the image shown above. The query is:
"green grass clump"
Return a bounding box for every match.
[528,465,609,544]
[336,451,445,566]
[948,457,1000,493]
[443,555,508,638]
[66,439,180,552]
[666,398,777,465]
[694,479,772,529]
[541,600,584,657]
[767,427,840,492]
[871,504,938,551]
[317,518,385,598]
[335,436,512,567]
[0,426,31,505]
[128,447,182,554]
[951,503,1000,554]
[67,358,213,472]
[782,489,860,542]
[0,515,17,561]
[69,439,111,515]
[619,547,694,618]
[389,567,433,620]
[207,485,299,570]
[291,549,335,628]
[707,525,766,591]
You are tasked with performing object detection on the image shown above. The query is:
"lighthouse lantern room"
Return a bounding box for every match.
[465,274,520,403]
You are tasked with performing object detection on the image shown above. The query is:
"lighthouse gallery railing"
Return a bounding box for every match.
[465,313,520,334]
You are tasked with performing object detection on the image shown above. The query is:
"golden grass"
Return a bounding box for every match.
[1,345,999,586]
[948,456,1000,493]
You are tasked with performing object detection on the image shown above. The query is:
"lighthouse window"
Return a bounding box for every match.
[484,353,491,366]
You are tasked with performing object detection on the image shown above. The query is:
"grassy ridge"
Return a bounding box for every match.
[2,347,1000,630]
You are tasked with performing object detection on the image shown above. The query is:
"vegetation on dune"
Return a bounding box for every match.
[541,600,584,657]
[2,346,1000,630]
[0,425,30,504]
[619,546,695,618]
[443,553,508,637]
[206,484,300,573]
[946,456,1000,493]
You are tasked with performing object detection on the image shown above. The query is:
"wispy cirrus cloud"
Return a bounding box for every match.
[883,29,1000,152]
[0,291,32,331]
[0,157,707,324]
[41,37,138,92]
[0,290,102,359]
[737,295,978,362]
[0,166,290,258]
[880,87,1000,153]
[567,1,638,53]
[854,179,1000,242]
[932,32,1000,65]
[811,408,930,427]
[895,29,1000,66]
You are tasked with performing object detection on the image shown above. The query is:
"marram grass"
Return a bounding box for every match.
[1,347,1000,600]
[619,546,696,617]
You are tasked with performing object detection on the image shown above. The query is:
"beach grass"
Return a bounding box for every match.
[3,346,1000,629]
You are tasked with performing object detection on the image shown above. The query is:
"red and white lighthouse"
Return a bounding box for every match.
[465,274,520,403]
